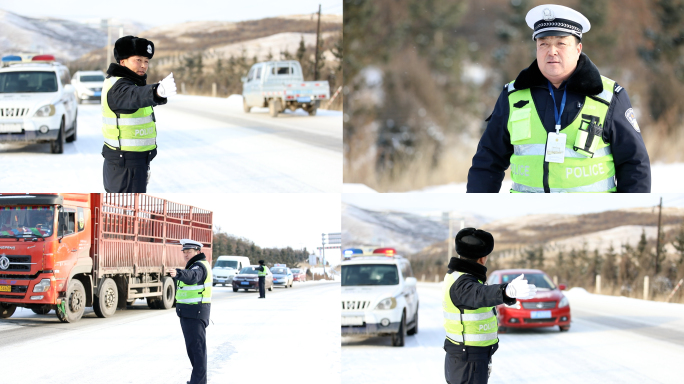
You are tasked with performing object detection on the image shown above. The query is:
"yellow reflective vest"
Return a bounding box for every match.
[442,271,498,346]
[101,76,157,152]
[258,265,270,277]
[507,76,617,192]
[175,260,212,304]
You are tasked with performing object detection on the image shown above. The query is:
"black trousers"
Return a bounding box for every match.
[258,276,265,297]
[180,317,209,384]
[444,343,496,384]
[103,157,149,192]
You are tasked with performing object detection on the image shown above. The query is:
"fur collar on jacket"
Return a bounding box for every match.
[184,253,207,270]
[512,52,603,96]
[106,63,147,86]
[447,257,487,282]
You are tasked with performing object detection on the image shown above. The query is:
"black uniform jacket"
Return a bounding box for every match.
[102,63,167,160]
[467,52,651,193]
[444,258,516,355]
[174,253,211,321]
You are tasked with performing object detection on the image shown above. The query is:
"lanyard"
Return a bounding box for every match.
[547,81,567,134]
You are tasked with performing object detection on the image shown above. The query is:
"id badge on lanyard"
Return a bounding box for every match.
[545,82,567,163]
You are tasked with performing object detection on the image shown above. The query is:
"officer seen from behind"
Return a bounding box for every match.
[444,228,537,384]
[167,239,211,384]
[102,35,177,193]
[255,259,270,299]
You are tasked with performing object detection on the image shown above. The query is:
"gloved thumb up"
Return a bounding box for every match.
[157,72,177,98]
[505,274,537,299]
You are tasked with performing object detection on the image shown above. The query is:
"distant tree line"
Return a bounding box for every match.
[211,227,309,269]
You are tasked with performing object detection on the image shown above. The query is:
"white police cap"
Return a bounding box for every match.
[180,239,202,250]
[525,4,591,41]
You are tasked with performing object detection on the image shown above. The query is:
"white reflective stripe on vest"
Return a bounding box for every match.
[104,138,120,148]
[446,331,497,342]
[514,144,612,158]
[443,311,495,322]
[595,89,613,104]
[512,176,616,193]
[508,82,516,92]
[178,284,205,291]
[119,138,156,146]
[176,297,212,303]
[102,115,154,126]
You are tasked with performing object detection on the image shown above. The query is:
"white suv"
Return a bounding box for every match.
[341,249,419,347]
[72,70,105,104]
[0,60,78,153]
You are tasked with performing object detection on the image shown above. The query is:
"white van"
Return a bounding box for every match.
[212,256,251,286]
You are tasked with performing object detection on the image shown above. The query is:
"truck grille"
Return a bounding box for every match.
[522,301,556,309]
[0,286,28,293]
[0,255,32,271]
[342,300,371,310]
[0,294,26,299]
[0,108,30,118]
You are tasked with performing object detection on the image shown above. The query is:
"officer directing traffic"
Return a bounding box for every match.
[167,239,212,384]
[444,228,536,384]
[102,35,177,193]
[255,259,270,299]
[467,4,650,193]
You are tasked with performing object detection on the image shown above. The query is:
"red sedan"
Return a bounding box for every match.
[292,268,307,282]
[488,269,571,332]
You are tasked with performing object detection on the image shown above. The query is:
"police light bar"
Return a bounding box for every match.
[274,263,286,267]
[372,248,397,256]
[343,248,363,256]
[31,54,55,62]
[1,55,22,62]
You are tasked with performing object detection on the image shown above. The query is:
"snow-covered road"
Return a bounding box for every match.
[0,95,342,192]
[342,283,684,384]
[0,280,340,384]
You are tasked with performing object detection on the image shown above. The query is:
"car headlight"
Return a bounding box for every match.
[505,300,521,309]
[34,104,55,117]
[374,297,397,310]
[33,278,51,292]
[559,296,569,308]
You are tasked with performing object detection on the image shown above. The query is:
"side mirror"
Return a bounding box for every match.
[241,77,247,83]
[405,277,417,287]
[559,284,566,291]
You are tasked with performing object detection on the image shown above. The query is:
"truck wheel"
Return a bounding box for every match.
[307,105,318,116]
[160,276,175,309]
[146,296,162,309]
[66,111,77,143]
[56,279,86,323]
[0,303,17,318]
[50,118,65,154]
[31,305,52,315]
[391,312,407,347]
[93,278,118,318]
[243,98,251,113]
[269,99,280,117]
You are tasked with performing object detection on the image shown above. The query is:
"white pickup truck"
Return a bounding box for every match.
[241,60,330,117]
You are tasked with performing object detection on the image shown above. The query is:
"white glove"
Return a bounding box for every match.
[157,72,177,98]
[505,274,537,299]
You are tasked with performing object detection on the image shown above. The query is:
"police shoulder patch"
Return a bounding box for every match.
[191,265,200,270]
[624,108,640,133]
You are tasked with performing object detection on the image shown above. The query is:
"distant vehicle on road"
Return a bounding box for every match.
[212,255,250,287]
[241,60,330,117]
[487,269,571,332]
[0,56,78,153]
[71,70,105,104]
[271,266,294,288]
[232,265,273,292]
[341,248,419,347]
[291,268,307,282]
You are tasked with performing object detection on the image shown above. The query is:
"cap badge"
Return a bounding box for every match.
[147,44,152,54]
[542,8,555,21]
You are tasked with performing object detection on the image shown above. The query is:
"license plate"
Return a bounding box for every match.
[94,91,101,97]
[217,279,225,282]
[0,285,10,292]
[530,310,552,319]
[240,282,249,285]
[341,316,364,326]
[297,97,311,103]
[0,123,22,133]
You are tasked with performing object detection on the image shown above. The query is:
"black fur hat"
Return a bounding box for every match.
[258,260,265,265]
[455,228,494,259]
[114,36,155,62]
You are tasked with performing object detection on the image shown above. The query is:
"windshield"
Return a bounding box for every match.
[272,267,287,274]
[291,269,301,273]
[80,75,104,82]
[0,206,55,238]
[342,264,399,286]
[0,71,57,93]
[215,260,237,269]
[501,273,556,289]
[239,267,257,274]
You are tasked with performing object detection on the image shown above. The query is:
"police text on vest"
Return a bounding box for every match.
[512,164,529,177]
[566,163,605,178]
[134,128,155,137]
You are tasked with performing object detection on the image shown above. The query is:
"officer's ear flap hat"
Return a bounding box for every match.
[525,4,590,41]
[114,36,155,62]
[258,260,265,265]
[455,228,494,259]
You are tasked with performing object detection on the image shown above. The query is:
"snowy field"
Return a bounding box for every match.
[0,281,340,384]
[0,94,342,192]
[342,283,684,384]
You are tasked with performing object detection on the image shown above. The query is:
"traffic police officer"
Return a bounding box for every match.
[167,239,211,384]
[444,228,537,384]
[102,35,177,192]
[467,4,650,193]
[255,259,270,298]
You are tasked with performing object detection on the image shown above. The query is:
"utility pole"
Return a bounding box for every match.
[314,4,322,80]
[655,197,663,275]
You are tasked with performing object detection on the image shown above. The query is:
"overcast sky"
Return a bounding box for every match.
[342,194,684,220]
[0,0,342,27]
[152,193,340,253]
